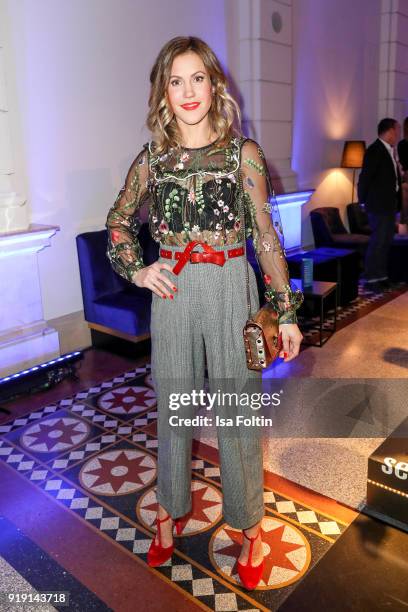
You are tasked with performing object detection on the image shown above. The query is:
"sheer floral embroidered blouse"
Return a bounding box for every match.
[105,136,303,324]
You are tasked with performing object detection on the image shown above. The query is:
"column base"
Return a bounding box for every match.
[0,321,60,378]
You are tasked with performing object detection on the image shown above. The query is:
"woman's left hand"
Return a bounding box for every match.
[278,324,303,362]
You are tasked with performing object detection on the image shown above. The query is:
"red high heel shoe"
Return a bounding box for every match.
[147,512,183,567]
[236,528,265,590]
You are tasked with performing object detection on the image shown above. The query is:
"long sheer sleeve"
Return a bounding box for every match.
[240,139,303,324]
[105,146,150,282]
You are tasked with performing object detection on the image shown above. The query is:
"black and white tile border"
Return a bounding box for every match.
[58,365,152,405]
[33,474,261,612]
[191,457,345,540]
[0,404,60,435]
[264,491,346,537]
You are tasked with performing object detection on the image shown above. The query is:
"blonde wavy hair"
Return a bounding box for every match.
[146,36,241,154]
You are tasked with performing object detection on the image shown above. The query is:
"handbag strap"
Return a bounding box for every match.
[237,166,252,320]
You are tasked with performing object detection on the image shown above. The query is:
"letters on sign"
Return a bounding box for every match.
[381,457,408,480]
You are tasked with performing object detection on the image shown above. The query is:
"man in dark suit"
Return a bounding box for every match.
[358,117,401,292]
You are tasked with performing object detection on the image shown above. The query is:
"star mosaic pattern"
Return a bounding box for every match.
[79,448,156,495]
[21,417,90,453]
[210,517,310,589]
[137,480,223,536]
[97,385,156,415]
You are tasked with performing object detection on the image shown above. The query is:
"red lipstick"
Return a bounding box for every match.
[181,102,200,110]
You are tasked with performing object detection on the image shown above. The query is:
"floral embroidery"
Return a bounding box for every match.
[244,158,266,176]
[264,285,304,324]
[149,137,241,182]
[159,220,169,234]
[195,175,205,213]
[164,188,181,220]
[105,136,303,321]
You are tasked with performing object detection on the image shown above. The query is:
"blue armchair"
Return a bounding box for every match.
[76,223,159,346]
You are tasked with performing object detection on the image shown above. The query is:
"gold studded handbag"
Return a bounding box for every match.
[243,304,283,370]
[238,170,283,370]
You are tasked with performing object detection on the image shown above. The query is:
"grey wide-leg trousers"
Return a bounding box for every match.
[150,242,265,529]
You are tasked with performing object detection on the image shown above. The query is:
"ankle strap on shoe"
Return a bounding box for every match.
[155,512,172,546]
[243,529,260,542]
[157,513,172,525]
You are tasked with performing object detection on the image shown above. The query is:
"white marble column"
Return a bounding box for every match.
[378,0,408,120]
[0,2,29,232]
[0,5,61,378]
[234,0,298,193]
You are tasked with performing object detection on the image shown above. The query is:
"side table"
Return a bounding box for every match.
[292,278,338,347]
[287,247,359,306]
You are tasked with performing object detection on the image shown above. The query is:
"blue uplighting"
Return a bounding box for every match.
[0,351,82,386]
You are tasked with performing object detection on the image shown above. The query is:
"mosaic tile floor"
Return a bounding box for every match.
[0,364,354,612]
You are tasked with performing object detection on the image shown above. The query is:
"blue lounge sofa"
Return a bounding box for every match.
[76,223,159,347]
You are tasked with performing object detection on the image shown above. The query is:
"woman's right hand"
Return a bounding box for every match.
[132,262,178,299]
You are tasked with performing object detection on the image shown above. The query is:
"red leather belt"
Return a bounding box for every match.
[160,241,244,276]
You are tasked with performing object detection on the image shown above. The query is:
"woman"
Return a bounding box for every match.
[397,116,408,233]
[105,36,303,590]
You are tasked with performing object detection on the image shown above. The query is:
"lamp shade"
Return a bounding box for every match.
[341,140,366,168]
